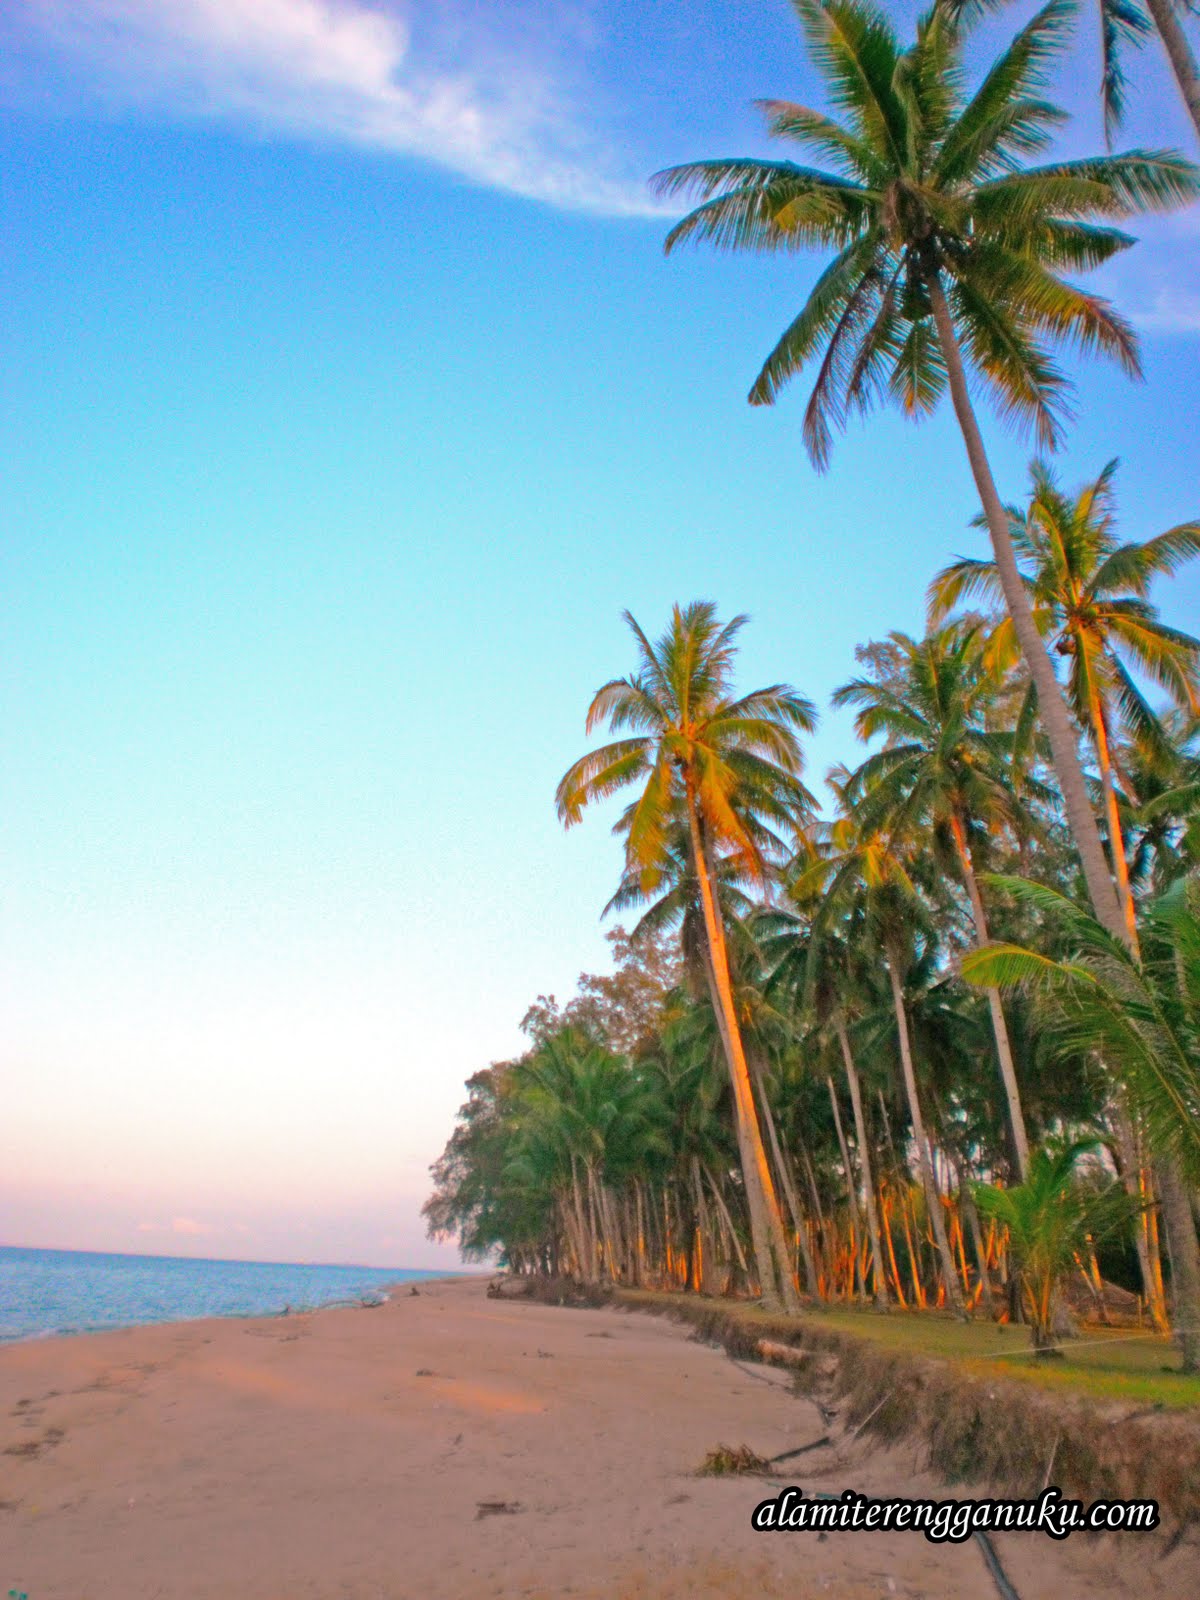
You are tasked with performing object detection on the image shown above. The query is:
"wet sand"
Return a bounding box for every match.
[0,1276,1189,1598]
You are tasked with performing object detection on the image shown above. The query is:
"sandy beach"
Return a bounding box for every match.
[0,1276,1190,1599]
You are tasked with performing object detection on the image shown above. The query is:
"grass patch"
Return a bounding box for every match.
[804,1304,1198,1411]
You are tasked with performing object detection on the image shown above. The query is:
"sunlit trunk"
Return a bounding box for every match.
[960,1178,994,1315]
[690,1157,712,1293]
[826,1073,865,1299]
[885,943,965,1314]
[879,1186,907,1307]
[899,1186,926,1308]
[836,1017,888,1305]
[1084,683,1139,946]
[685,781,799,1312]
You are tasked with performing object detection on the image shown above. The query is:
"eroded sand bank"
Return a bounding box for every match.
[0,1276,1190,1598]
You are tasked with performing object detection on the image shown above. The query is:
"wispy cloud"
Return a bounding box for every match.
[8,0,663,216]
[138,1215,223,1236]
[1098,209,1200,338]
[1130,285,1200,335]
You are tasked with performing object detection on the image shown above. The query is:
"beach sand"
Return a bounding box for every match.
[1,1276,1190,1598]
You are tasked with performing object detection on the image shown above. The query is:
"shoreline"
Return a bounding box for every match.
[2,1276,1193,1598]
[0,1251,476,1349]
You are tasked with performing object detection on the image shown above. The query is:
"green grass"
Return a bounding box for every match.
[619,1288,1200,1410]
[806,1304,1199,1409]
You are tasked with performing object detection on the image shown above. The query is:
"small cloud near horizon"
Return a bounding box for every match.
[5,0,666,217]
[137,1215,224,1237]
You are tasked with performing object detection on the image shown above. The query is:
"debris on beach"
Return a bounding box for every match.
[475,1499,523,1519]
[697,1443,771,1477]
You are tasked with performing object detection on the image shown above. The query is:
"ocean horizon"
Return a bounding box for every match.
[0,1244,454,1343]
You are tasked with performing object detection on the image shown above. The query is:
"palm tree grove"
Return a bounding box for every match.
[426,0,1200,1385]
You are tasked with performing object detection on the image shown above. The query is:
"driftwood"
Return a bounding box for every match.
[476,1500,523,1519]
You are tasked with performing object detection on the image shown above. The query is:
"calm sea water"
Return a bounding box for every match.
[0,1246,444,1342]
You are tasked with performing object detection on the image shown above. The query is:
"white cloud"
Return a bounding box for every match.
[9,0,664,216]
[1130,284,1200,335]
[137,1214,219,1236]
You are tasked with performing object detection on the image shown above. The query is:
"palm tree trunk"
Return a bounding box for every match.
[684,784,799,1312]
[933,273,1200,1360]
[948,810,1031,1178]
[826,1073,865,1298]
[836,1016,889,1305]
[885,944,965,1314]
[1085,682,1140,947]
[570,1158,596,1284]
[927,272,1127,945]
[1145,0,1200,143]
[754,1060,821,1295]
[960,1177,995,1315]
[1157,1160,1200,1374]
[1109,1098,1170,1330]
[704,1162,752,1280]
[691,1157,714,1293]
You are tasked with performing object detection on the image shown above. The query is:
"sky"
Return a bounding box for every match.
[2,0,1198,1269]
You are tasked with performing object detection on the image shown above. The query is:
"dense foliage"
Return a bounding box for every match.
[426,0,1200,1369]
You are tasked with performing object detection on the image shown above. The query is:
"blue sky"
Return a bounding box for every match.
[3,0,1198,1267]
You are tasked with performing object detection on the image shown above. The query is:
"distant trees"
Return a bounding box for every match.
[426,0,1200,1365]
[555,603,816,1311]
[425,574,1200,1352]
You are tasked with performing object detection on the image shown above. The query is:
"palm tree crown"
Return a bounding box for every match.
[556,602,817,887]
[653,0,1198,467]
[834,624,1045,1174]
[931,459,1200,750]
[834,623,1029,846]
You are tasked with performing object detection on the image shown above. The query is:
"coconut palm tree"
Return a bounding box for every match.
[1122,713,1200,893]
[1093,0,1200,143]
[644,1010,747,1292]
[953,0,1200,145]
[760,902,892,1303]
[653,0,1199,949]
[604,813,760,1001]
[931,460,1200,945]
[964,873,1200,1370]
[834,623,1041,1176]
[606,775,825,1291]
[1138,0,1200,143]
[796,783,966,1312]
[1137,0,1200,145]
[975,1138,1133,1352]
[556,602,817,1312]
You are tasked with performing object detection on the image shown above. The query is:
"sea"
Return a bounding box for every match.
[0,1245,444,1343]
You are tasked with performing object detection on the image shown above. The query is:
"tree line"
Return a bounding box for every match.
[426,0,1200,1368]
